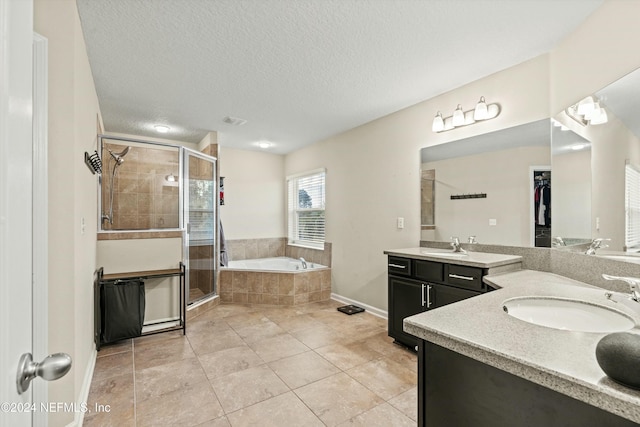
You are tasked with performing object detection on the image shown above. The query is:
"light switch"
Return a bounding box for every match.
[489,218,497,226]
[397,217,404,229]
[596,217,600,231]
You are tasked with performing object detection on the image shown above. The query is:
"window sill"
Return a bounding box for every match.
[287,242,325,251]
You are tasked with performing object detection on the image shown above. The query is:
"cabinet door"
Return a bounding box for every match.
[389,276,426,348]
[432,283,480,308]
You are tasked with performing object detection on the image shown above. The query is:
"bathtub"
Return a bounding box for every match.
[227,256,326,272]
[219,257,331,306]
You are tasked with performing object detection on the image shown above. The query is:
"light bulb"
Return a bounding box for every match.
[432,112,444,132]
[155,125,169,133]
[576,96,595,116]
[473,97,488,120]
[589,105,608,125]
[452,105,465,127]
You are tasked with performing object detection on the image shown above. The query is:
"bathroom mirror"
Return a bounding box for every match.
[420,119,551,247]
[552,67,640,256]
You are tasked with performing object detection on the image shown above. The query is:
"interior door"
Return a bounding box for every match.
[182,148,217,304]
[1,0,35,424]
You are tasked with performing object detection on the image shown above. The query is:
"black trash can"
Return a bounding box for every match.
[100,279,145,344]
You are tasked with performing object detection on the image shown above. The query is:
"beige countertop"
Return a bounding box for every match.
[384,247,522,268]
[404,269,640,423]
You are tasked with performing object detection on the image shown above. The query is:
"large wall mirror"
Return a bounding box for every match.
[420,67,640,260]
[420,119,551,247]
[552,67,640,259]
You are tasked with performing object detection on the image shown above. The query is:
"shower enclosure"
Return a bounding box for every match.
[98,136,218,305]
[183,149,217,303]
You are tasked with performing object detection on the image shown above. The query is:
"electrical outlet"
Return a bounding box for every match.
[397,217,404,229]
[489,218,497,226]
[81,217,86,235]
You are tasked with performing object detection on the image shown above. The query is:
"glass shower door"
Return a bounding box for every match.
[182,148,217,304]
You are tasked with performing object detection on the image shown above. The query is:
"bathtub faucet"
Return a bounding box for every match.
[299,257,308,269]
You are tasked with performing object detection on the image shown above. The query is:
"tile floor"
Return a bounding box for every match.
[84,299,417,426]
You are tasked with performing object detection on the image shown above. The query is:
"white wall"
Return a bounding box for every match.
[285,55,551,310]
[284,1,640,311]
[34,1,101,425]
[219,147,286,240]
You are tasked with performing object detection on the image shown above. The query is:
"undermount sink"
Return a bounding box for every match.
[502,297,635,333]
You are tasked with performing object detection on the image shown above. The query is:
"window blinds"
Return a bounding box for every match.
[625,164,640,249]
[287,170,325,248]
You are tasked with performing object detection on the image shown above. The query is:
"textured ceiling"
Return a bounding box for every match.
[76,0,602,154]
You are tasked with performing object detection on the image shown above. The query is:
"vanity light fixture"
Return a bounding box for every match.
[566,95,608,126]
[431,97,501,133]
[155,125,170,133]
[452,105,465,127]
[432,112,444,132]
[473,96,489,120]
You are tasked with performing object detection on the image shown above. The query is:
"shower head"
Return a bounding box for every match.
[108,146,131,166]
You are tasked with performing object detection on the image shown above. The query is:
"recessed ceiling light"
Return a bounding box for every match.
[258,141,271,149]
[155,125,169,133]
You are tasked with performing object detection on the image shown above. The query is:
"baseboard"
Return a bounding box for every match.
[331,293,388,319]
[67,347,97,427]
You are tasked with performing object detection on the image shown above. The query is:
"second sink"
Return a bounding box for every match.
[502,297,635,333]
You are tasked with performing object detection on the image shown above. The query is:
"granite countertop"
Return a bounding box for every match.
[384,247,522,268]
[404,269,640,423]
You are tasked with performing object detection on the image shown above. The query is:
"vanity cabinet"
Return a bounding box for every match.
[388,255,489,349]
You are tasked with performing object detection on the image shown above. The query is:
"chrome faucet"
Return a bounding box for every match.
[468,236,477,244]
[602,274,640,302]
[552,236,566,247]
[450,237,466,253]
[585,238,610,255]
[299,257,307,269]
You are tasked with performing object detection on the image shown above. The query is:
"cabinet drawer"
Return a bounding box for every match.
[388,256,411,276]
[446,264,483,291]
[414,259,444,283]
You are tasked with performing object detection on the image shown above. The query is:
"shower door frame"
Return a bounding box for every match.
[182,147,219,305]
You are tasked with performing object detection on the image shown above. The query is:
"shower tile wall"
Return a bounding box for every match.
[102,143,180,230]
[226,238,287,260]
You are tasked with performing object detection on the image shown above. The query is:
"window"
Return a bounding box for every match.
[625,163,640,250]
[287,169,326,249]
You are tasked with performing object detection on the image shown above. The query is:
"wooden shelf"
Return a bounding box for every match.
[95,263,186,351]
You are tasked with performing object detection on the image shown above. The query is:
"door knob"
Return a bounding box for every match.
[16,352,72,394]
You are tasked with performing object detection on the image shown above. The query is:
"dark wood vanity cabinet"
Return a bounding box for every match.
[388,256,489,349]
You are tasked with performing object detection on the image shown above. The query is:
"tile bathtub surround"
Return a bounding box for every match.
[84,300,417,427]
[286,242,333,268]
[218,269,332,306]
[226,238,333,268]
[226,238,287,261]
